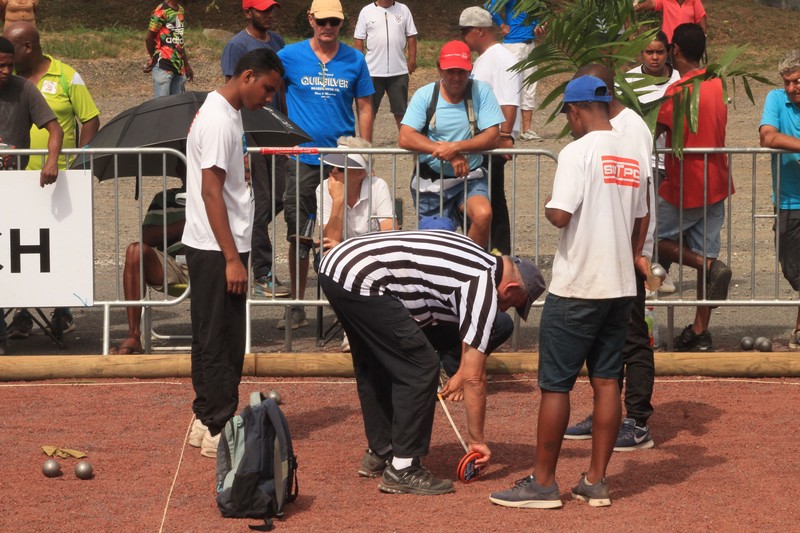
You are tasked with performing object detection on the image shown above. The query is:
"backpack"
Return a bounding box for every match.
[421,79,477,137]
[216,391,298,530]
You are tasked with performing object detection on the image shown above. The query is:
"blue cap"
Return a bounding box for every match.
[419,215,457,232]
[561,75,612,112]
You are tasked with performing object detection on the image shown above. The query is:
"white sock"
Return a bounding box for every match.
[392,457,413,470]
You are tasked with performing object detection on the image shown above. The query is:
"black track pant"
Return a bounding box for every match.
[620,271,655,426]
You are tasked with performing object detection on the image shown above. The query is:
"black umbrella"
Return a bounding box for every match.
[70,91,311,181]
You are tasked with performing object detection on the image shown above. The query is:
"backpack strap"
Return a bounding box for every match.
[420,80,477,137]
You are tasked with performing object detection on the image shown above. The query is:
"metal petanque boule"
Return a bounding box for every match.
[740,336,755,350]
[74,461,94,480]
[268,390,282,405]
[756,338,773,352]
[42,459,62,478]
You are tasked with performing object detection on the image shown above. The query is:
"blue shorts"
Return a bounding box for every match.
[537,293,634,393]
[412,175,490,231]
[657,197,725,258]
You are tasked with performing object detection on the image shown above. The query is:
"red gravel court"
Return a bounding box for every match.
[1,374,797,532]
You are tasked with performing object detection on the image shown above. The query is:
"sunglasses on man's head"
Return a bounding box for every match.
[314,17,342,27]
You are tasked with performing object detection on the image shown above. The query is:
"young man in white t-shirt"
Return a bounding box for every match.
[459,6,521,255]
[490,76,648,509]
[182,48,284,458]
[353,0,417,130]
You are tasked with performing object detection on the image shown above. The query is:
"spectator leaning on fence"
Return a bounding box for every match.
[5,21,101,338]
[398,40,503,250]
[276,0,374,332]
[0,36,63,356]
[759,50,800,350]
[222,0,291,299]
[353,0,418,130]
[460,6,521,256]
[655,23,732,353]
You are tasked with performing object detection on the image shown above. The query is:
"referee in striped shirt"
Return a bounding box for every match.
[319,230,544,495]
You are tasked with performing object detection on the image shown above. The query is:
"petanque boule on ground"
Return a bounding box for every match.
[756,338,773,352]
[740,336,755,350]
[268,390,282,405]
[42,459,62,478]
[74,461,94,480]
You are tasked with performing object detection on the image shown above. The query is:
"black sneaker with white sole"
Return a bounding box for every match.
[489,474,562,509]
[571,474,611,507]
[358,448,392,478]
[674,325,713,352]
[378,460,454,495]
[614,418,654,451]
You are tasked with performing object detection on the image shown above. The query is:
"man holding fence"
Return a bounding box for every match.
[759,50,800,349]
[655,23,732,352]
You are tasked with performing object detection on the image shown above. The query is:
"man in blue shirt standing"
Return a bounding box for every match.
[277,0,374,330]
[221,0,290,299]
[486,0,542,140]
[760,49,800,349]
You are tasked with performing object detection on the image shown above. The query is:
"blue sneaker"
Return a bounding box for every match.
[614,418,654,451]
[564,414,592,440]
[253,272,291,298]
[571,474,611,507]
[489,475,562,509]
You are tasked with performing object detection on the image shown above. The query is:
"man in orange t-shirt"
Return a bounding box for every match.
[655,23,732,352]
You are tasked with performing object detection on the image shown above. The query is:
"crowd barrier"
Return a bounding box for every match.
[2,145,797,355]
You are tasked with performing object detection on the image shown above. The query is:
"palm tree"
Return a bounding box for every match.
[489,0,770,153]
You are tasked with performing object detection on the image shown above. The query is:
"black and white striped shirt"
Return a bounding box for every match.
[320,230,499,352]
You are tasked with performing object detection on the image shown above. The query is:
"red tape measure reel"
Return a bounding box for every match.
[457,451,482,483]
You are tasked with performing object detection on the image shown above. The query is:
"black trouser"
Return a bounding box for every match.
[484,154,511,254]
[250,149,287,280]
[320,275,439,459]
[620,271,655,426]
[423,311,515,376]
[186,247,249,436]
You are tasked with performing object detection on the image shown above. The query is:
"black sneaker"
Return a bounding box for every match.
[358,448,392,478]
[489,474,562,509]
[674,325,713,352]
[47,310,75,335]
[571,474,611,507]
[8,311,33,339]
[379,460,454,495]
[564,414,592,440]
[613,418,654,451]
[705,259,732,301]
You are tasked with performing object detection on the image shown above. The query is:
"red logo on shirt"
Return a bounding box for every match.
[601,155,641,187]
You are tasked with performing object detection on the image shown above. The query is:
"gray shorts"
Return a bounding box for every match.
[657,197,725,258]
[776,209,800,291]
[537,293,634,393]
[372,75,409,117]
[283,160,327,241]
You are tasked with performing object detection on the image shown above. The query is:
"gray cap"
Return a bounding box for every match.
[511,256,546,321]
[459,6,493,28]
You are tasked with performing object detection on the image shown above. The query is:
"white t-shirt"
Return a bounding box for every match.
[354,2,417,77]
[316,175,394,239]
[546,130,648,299]
[183,90,253,252]
[472,43,522,137]
[625,65,681,170]
[610,107,655,259]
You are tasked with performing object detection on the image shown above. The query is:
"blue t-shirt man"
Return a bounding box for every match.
[221,31,285,78]
[760,88,800,210]
[485,0,537,44]
[277,40,374,166]
[401,80,503,176]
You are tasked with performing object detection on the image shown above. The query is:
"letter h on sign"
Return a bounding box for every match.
[9,228,51,273]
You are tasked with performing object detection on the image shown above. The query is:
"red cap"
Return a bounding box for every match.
[438,40,472,71]
[243,0,280,10]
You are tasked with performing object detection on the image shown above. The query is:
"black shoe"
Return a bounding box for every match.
[8,311,33,339]
[489,474,562,509]
[674,325,713,352]
[705,260,732,301]
[379,460,454,495]
[358,448,392,478]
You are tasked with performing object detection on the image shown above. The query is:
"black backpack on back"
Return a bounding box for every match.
[216,392,298,530]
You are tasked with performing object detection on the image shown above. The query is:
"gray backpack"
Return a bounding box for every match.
[215,392,298,530]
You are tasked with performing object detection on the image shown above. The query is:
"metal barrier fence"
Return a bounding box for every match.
[2,145,797,354]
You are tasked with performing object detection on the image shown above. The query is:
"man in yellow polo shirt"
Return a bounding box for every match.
[5,21,100,171]
[5,21,100,337]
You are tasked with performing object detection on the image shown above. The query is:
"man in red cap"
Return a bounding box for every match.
[221,0,291,300]
[398,40,503,250]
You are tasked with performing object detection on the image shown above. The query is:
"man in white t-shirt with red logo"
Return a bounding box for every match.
[354,0,417,130]
[182,48,284,458]
[490,75,648,509]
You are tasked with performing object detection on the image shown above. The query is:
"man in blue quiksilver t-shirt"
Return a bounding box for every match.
[276,0,374,331]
